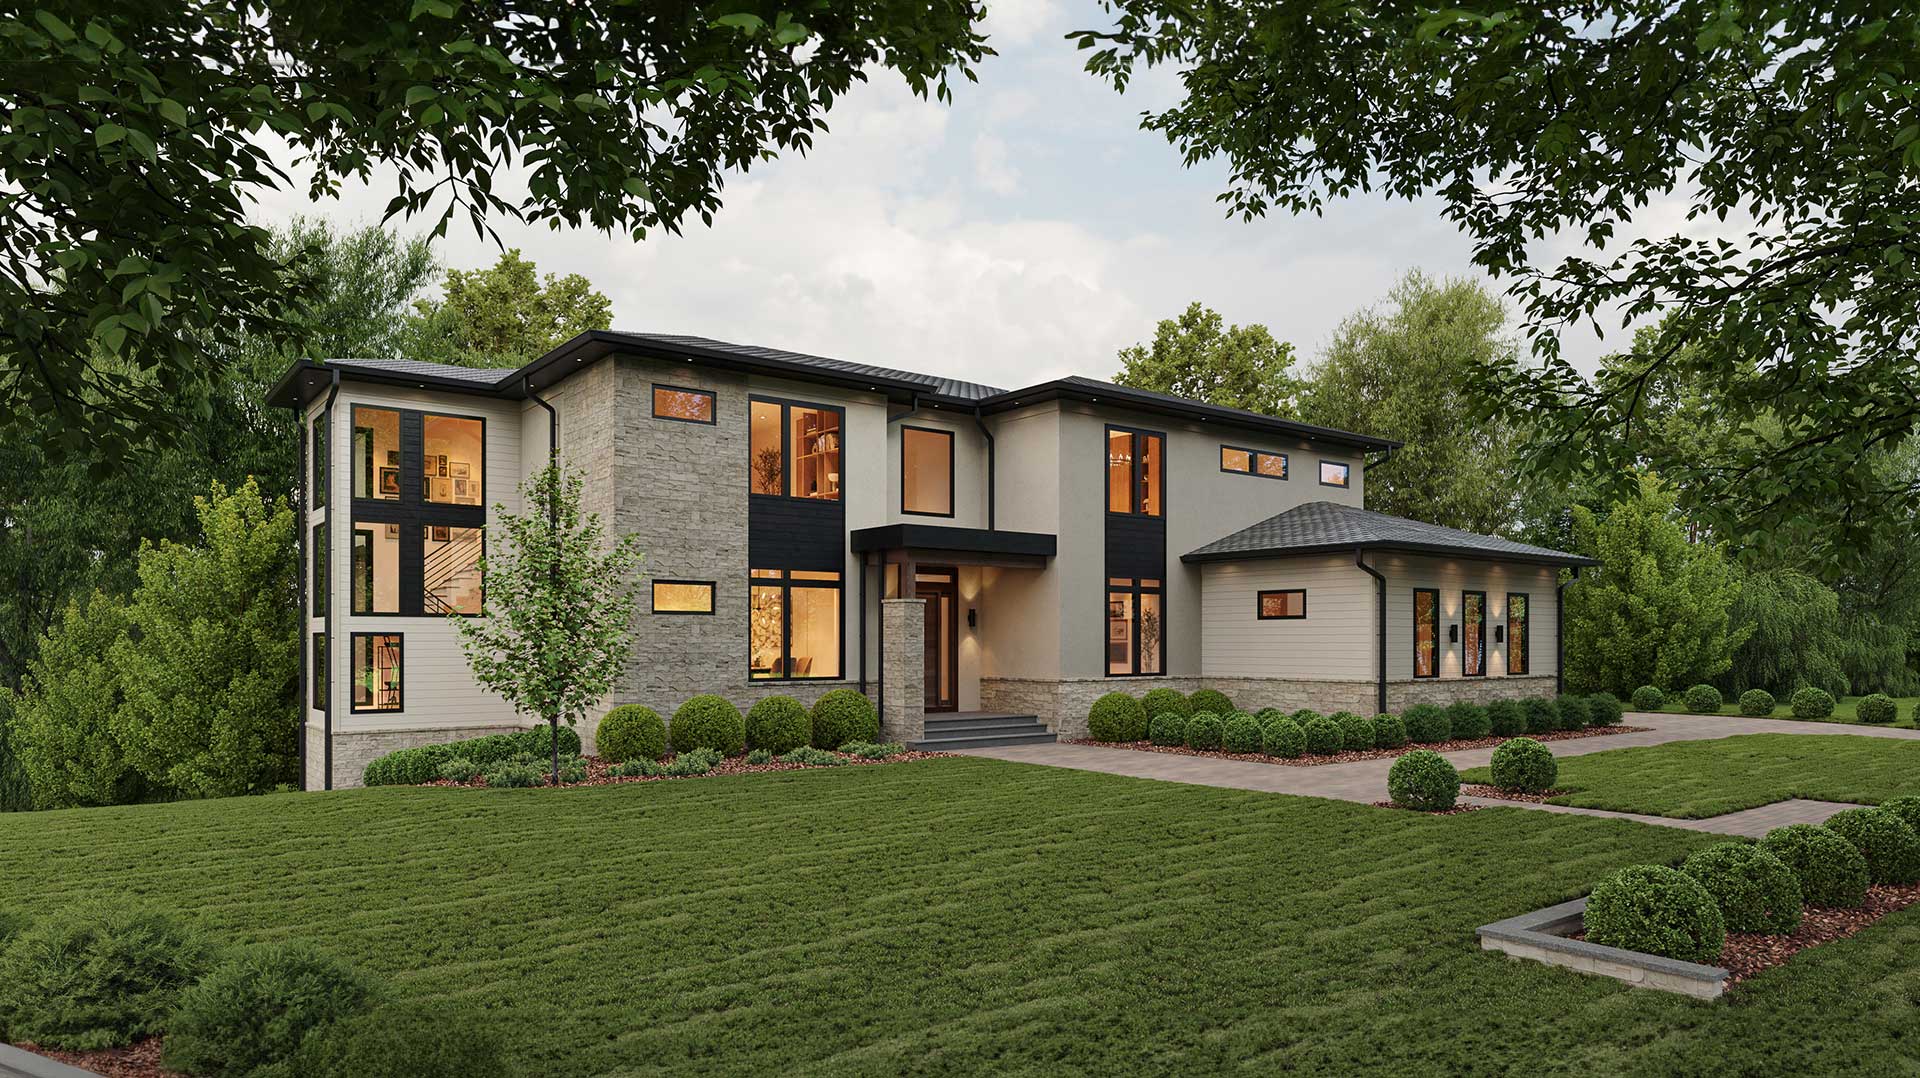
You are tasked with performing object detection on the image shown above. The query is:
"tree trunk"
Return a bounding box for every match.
[549,714,560,786]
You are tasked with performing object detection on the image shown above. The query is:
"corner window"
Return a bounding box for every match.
[352,407,402,501]
[1508,593,1529,675]
[311,633,327,711]
[1463,590,1486,677]
[351,526,400,614]
[350,633,403,713]
[1221,446,1288,480]
[653,385,715,424]
[653,580,715,615]
[1257,589,1306,619]
[311,413,328,509]
[424,526,484,615]
[902,426,954,517]
[1319,460,1351,488]
[750,398,842,501]
[311,522,327,616]
[422,414,483,506]
[1107,577,1163,676]
[749,570,841,679]
[1413,588,1439,679]
[1106,427,1163,516]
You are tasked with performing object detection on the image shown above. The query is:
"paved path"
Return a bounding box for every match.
[955,712,1920,835]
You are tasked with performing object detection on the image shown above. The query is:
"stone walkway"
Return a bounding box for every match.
[955,712,1920,835]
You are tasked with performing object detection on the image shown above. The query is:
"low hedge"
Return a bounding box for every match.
[1856,693,1899,725]
[670,695,747,756]
[1222,713,1264,754]
[1489,737,1556,794]
[0,905,211,1050]
[362,726,582,787]
[1586,693,1625,727]
[1583,864,1725,964]
[1790,686,1836,720]
[1188,688,1235,717]
[1738,689,1776,717]
[1630,685,1665,711]
[1262,719,1306,758]
[1553,694,1590,731]
[1333,711,1375,751]
[1302,716,1343,756]
[596,705,667,763]
[163,943,379,1078]
[1486,699,1526,737]
[1759,823,1869,908]
[257,1001,512,1078]
[1371,714,1408,749]
[1522,697,1558,735]
[1148,712,1188,747]
[1402,704,1450,744]
[1142,688,1191,722]
[1682,684,1723,714]
[1446,702,1491,740]
[1088,692,1149,743]
[745,696,812,755]
[1387,750,1459,811]
[1680,843,1802,935]
[809,689,879,750]
[1185,712,1225,751]
[1823,807,1920,885]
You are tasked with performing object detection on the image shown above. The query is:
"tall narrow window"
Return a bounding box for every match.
[350,633,403,713]
[749,400,783,495]
[351,527,400,614]
[1107,429,1133,513]
[311,413,328,509]
[1319,460,1351,488]
[1508,593,1530,675]
[1463,591,1486,677]
[1413,588,1439,679]
[1106,427,1163,516]
[311,522,327,616]
[749,570,841,679]
[422,414,483,506]
[1107,577,1164,676]
[311,633,327,710]
[901,426,954,516]
[424,526,484,615]
[352,407,401,501]
[652,385,715,423]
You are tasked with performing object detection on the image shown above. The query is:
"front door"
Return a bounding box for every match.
[917,568,959,712]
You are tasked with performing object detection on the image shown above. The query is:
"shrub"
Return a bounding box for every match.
[1790,686,1836,720]
[1148,712,1188,746]
[1335,712,1375,751]
[745,697,811,754]
[595,705,668,763]
[1402,704,1450,744]
[1738,689,1776,717]
[1222,713,1264,754]
[1142,688,1191,723]
[514,724,582,759]
[1253,707,1286,727]
[437,756,481,784]
[1489,738,1556,793]
[1262,719,1306,758]
[1681,684,1723,714]
[1088,692,1148,742]
[1583,865,1725,964]
[1680,843,1803,935]
[163,944,378,1078]
[1371,714,1408,749]
[481,759,543,788]
[1184,712,1224,751]
[1553,694,1590,731]
[1445,702,1491,740]
[608,758,664,778]
[809,689,879,749]
[668,747,727,775]
[1586,693,1625,727]
[1387,750,1459,811]
[362,744,449,787]
[1630,685,1665,711]
[669,695,746,756]
[841,741,906,759]
[1289,708,1321,726]
[557,754,588,784]
[777,746,843,766]
[1302,716,1343,756]
[1486,699,1526,737]
[1759,824,1869,908]
[1823,807,1920,885]
[744,749,773,765]
[1856,693,1899,725]
[1188,688,1235,717]
[0,906,210,1049]
[1879,795,1920,835]
[260,1002,511,1078]
[1522,698,1558,735]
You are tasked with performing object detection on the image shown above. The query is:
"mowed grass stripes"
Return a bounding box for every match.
[3,757,1918,1075]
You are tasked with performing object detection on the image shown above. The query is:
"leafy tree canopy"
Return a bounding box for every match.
[1112,301,1299,415]
[405,249,612,368]
[1071,3,1920,546]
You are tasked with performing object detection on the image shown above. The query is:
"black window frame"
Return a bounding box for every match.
[1104,576,1165,677]
[349,405,488,618]
[652,579,716,616]
[1220,445,1289,481]
[747,569,845,681]
[311,632,327,711]
[652,383,717,425]
[1507,592,1530,675]
[349,631,404,714]
[419,411,488,508]
[1462,590,1488,677]
[1256,589,1307,620]
[1318,460,1351,488]
[311,410,328,510]
[1413,587,1440,680]
[311,521,327,616]
[1105,424,1165,517]
[749,395,846,503]
[900,425,956,518]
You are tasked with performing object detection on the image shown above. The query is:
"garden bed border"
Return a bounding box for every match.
[1476,897,1730,1000]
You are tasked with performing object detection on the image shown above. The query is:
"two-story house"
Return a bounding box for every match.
[269,331,1594,789]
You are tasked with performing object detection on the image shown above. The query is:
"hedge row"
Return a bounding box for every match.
[1628,684,1902,724]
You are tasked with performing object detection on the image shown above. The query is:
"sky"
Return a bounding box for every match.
[249,0,1665,392]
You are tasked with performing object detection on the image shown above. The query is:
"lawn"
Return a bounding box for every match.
[1647,693,1920,728]
[1462,733,1920,819]
[3,757,1920,1074]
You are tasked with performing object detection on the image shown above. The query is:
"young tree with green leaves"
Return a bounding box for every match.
[404,249,613,368]
[1112,302,1299,416]
[455,464,646,785]
[4,592,140,809]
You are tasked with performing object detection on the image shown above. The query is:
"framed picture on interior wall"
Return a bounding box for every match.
[430,525,450,542]
[433,477,450,501]
[385,524,399,539]
[453,478,469,500]
[437,454,449,477]
[450,461,470,479]
[378,467,400,495]
[386,450,399,467]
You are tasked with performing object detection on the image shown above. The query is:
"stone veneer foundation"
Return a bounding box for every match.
[318,725,527,790]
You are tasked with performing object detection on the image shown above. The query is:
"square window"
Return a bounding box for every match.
[1319,460,1351,488]
[653,580,715,614]
[1221,446,1252,473]
[1257,589,1306,619]
[350,633,403,712]
[748,570,841,679]
[1256,453,1288,479]
[653,385,715,423]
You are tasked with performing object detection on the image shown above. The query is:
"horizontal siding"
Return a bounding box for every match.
[1200,555,1373,680]
[1377,554,1559,682]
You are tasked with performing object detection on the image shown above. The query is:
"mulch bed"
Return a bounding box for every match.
[419,748,951,788]
[1462,784,1569,804]
[15,1037,178,1078]
[1066,725,1649,768]
[1369,800,1482,816]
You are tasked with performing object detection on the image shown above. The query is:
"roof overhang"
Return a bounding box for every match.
[517,331,932,404]
[1182,540,1598,569]
[972,380,1400,453]
[851,524,1056,565]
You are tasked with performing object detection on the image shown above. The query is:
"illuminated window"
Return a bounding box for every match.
[352,407,401,501]
[1257,589,1306,619]
[424,526,483,615]
[351,526,400,614]
[652,385,715,424]
[311,633,327,711]
[653,580,715,615]
[1319,460,1350,488]
[902,426,954,516]
[1507,593,1529,675]
[1463,591,1486,676]
[1107,427,1163,516]
[1413,588,1438,679]
[1222,446,1288,480]
[422,414,483,506]
[750,399,843,500]
[350,633,403,713]
[1107,577,1163,676]
[749,570,841,679]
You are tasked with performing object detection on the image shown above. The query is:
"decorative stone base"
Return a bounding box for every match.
[1387,676,1559,711]
[315,724,529,790]
[1478,897,1729,999]
[881,599,925,744]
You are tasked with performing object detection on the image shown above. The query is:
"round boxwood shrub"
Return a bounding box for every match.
[1371,714,1408,749]
[1087,692,1149,742]
[1188,688,1235,717]
[1142,688,1191,723]
[1630,685,1665,711]
[808,689,878,750]
[1856,693,1899,725]
[1262,718,1306,758]
[1486,699,1526,737]
[1679,843,1803,935]
[1387,750,1460,811]
[1553,694,1591,731]
[163,943,379,1078]
[1222,713,1264,754]
[1738,689,1776,717]
[596,705,667,763]
[1148,712,1188,747]
[1586,693,1625,727]
[0,905,211,1050]
[1489,737,1556,794]
[259,1002,511,1078]
[1790,686,1836,720]
[1582,865,1725,964]
[1445,702,1491,740]
[1289,708,1321,726]
[1401,704,1450,744]
[1522,697,1558,735]
[745,696,812,754]
[1878,795,1920,835]
[1253,706,1285,727]
[1302,716,1343,756]
[670,695,747,756]
[1682,684,1723,714]
[1184,712,1225,751]
[1823,806,1920,885]
[1759,824,1869,908]
[1333,711,1375,751]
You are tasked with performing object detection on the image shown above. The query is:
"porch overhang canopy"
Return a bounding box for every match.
[851,524,1055,568]
[1181,501,1598,569]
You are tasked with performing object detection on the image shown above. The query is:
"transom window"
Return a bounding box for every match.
[1508,593,1530,675]
[1107,577,1164,676]
[1319,460,1351,488]
[1257,589,1306,619]
[750,398,842,500]
[350,632,403,713]
[653,580,715,615]
[1221,446,1288,480]
[1106,427,1163,516]
[1413,588,1439,679]
[653,385,715,424]
[1463,590,1487,677]
[901,426,954,516]
[749,569,841,679]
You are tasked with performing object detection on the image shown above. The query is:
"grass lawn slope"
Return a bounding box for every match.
[2,757,1918,1074]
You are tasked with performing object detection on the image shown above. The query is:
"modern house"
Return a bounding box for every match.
[269,332,1596,789]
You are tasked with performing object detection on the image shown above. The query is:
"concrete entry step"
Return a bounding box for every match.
[912,729,1059,751]
[923,714,1047,735]
[914,713,1055,751]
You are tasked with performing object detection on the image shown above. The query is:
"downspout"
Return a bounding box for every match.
[295,388,309,792]
[1557,565,1580,695]
[1355,549,1387,715]
[973,405,995,531]
[858,554,869,696]
[524,378,562,782]
[319,368,340,791]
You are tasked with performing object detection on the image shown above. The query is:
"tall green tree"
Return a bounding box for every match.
[1071,3,1920,547]
[2,0,988,465]
[1112,302,1299,416]
[5,592,141,809]
[1563,474,1747,696]
[404,249,613,368]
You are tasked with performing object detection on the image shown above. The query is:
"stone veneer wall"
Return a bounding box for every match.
[1386,675,1559,712]
[880,599,925,744]
[325,725,527,790]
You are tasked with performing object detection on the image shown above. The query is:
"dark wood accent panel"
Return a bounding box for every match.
[749,497,844,572]
[1106,514,1166,580]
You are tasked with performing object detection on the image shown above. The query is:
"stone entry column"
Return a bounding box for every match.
[882,597,925,744]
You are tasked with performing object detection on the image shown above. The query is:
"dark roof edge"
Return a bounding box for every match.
[1181,539,1597,568]
[516,331,933,400]
[265,358,517,410]
[972,380,1400,452]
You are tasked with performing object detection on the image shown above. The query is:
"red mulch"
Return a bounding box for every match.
[418,748,951,788]
[15,1037,178,1078]
[1462,784,1568,804]
[1369,800,1482,815]
[1066,725,1648,767]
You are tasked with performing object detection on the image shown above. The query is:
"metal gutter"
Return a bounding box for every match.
[319,367,340,791]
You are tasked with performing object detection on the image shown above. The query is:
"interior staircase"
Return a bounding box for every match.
[912,712,1056,751]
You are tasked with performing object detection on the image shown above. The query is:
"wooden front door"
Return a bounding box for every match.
[917,568,958,712]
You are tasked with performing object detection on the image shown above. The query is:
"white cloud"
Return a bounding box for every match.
[971,134,1020,196]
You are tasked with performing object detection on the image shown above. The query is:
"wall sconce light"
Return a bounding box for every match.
[967,608,977,629]
[1448,624,1459,643]
[1495,625,1505,643]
